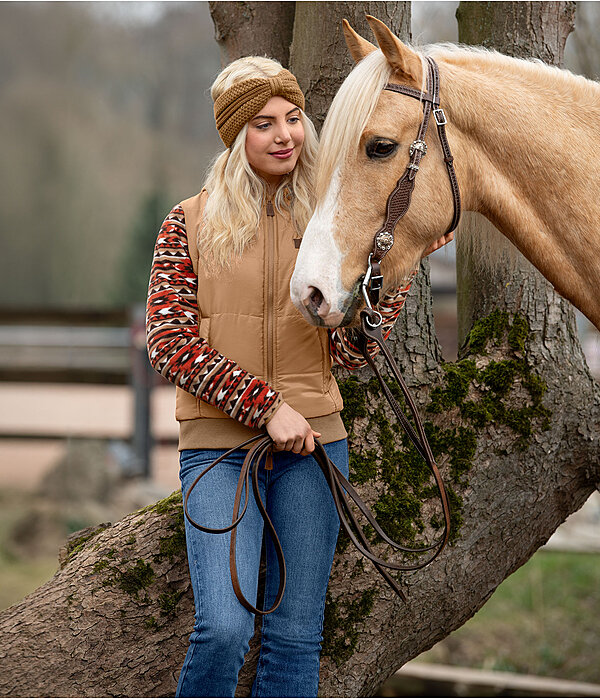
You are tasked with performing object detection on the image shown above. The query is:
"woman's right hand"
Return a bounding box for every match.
[265,402,321,455]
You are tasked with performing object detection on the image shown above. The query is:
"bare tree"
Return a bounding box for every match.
[0,3,598,698]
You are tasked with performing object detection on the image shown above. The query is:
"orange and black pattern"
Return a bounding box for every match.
[146,205,281,429]
[329,274,416,370]
[146,205,414,427]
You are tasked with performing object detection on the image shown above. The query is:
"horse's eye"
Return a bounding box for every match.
[366,138,398,159]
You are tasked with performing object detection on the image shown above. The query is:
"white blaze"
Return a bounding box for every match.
[290,168,349,326]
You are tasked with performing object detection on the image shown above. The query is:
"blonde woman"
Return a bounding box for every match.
[146,56,450,698]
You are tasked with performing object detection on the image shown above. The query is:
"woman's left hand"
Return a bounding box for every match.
[421,231,454,258]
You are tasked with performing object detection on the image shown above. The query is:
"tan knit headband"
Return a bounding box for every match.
[214,69,305,148]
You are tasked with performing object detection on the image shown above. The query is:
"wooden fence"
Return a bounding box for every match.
[0,305,161,477]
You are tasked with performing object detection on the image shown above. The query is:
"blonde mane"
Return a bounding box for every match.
[315,50,393,201]
[317,44,599,206]
[427,43,599,105]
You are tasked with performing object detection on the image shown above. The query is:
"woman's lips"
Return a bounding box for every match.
[269,148,294,159]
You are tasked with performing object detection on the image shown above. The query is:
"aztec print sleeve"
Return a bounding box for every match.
[146,205,283,429]
[329,271,417,370]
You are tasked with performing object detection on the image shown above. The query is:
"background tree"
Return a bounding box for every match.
[0,2,598,698]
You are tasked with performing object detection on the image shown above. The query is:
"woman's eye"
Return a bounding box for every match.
[366,139,398,159]
[288,117,300,124]
[256,123,270,130]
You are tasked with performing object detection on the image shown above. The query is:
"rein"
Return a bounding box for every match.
[183,314,452,614]
[182,57,458,616]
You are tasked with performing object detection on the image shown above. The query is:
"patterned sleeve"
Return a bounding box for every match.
[146,205,283,429]
[329,272,417,370]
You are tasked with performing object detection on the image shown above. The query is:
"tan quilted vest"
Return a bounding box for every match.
[175,190,345,449]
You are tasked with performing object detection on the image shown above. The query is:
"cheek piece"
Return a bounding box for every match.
[361,56,461,320]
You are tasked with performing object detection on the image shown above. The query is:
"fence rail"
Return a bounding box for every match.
[0,306,158,476]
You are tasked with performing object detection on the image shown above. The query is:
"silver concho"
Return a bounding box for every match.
[375,231,394,251]
[409,139,427,157]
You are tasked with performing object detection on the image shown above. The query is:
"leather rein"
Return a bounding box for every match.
[183,56,459,616]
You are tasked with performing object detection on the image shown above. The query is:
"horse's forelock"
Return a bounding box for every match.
[315,50,393,202]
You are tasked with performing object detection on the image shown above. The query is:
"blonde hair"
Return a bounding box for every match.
[199,56,318,272]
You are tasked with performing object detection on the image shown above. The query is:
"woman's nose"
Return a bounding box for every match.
[275,123,292,143]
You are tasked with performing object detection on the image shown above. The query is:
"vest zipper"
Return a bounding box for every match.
[266,199,275,384]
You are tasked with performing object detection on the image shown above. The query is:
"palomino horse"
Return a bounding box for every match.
[290,16,600,332]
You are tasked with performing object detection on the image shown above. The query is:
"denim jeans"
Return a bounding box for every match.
[176,439,349,698]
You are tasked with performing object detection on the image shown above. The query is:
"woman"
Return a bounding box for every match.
[146,56,451,698]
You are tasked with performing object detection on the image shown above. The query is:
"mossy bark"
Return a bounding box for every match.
[1,3,599,698]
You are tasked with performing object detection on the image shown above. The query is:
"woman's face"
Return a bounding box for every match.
[245,96,305,186]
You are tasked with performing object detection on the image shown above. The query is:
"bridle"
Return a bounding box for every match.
[182,57,458,615]
[362,56,461,323]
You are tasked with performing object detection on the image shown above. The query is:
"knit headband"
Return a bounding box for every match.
[214,69,305,148]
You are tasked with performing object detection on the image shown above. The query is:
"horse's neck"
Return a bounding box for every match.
[441,50,600,328]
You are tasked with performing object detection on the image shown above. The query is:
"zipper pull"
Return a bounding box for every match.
[266,199,275,217]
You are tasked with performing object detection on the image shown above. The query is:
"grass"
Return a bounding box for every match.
[416,550,600,684]
[0,556,58,610]
[0,488,58,610]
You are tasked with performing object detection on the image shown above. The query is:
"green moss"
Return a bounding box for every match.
[60,523,110,567]
[338,376,368,437]
[154,491,183,515]
[333,310,550,567]
[428,313,551,453]
[155,503,187,563]
[137,490,182,517]
[480,359,519,396]
[349,449,378,485]
[321,588,377,666]
[93,559,110,574]
[428,360,478,412]
[508,314,529,352]
[335,528,351,555]
[144,615,159,630]
[158,589,184,616]
[465,309,509,354]
[115,559,155,598]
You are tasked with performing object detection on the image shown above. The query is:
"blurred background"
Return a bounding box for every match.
[0,2,598,695]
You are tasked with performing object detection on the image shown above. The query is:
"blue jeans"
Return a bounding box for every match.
[176,439,349,698]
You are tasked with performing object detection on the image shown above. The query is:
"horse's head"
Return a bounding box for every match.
[291,16,459,327]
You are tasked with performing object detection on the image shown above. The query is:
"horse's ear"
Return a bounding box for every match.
[366,15,423,85]
[342,19,377,63]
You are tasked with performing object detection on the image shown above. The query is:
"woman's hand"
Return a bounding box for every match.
[421,231,454,258]
[265,402,321,455]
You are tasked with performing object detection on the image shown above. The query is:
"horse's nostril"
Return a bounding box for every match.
[308,287,324,313]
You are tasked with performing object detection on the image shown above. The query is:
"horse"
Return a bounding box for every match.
[290,15,600,332]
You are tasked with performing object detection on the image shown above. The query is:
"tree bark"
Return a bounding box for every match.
[209,2,296,67]
[1,3,599,698]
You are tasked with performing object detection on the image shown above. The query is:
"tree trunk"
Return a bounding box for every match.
[1,3,599,698]
[209,1,296,67]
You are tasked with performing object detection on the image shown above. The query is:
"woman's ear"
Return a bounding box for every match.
[342,18,378,63]
[366,15,423,86]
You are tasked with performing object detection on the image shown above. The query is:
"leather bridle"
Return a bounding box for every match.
[182,56,458,615]
[362,56,461,321]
